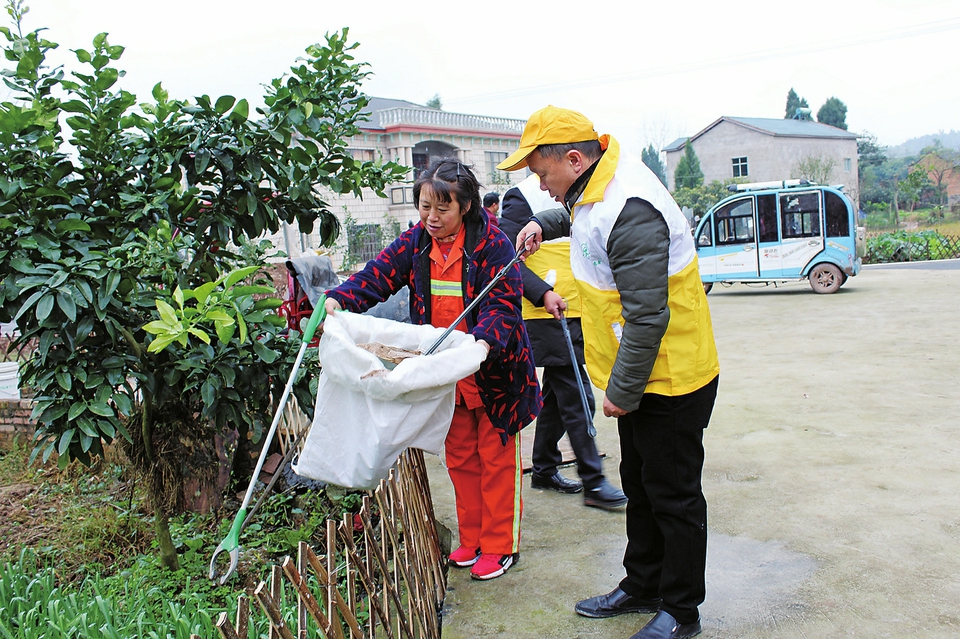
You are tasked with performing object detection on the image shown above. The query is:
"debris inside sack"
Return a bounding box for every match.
[356,342,422,371]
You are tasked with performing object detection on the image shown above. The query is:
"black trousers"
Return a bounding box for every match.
[531,363,604,490]
[617,375,719,625]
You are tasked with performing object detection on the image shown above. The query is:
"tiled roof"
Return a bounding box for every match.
[666,116,857,151]
[727,117,858,139]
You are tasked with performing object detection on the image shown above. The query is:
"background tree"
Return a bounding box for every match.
[673,180,733,218]
[857,131,887,209]
[898,167,932,214]
[425,93,442,109]
[861,156,919,228]
[916,142,959,218]
[642,143,667,185]
[673,140,703,190]
[785,88,810,119]
[817,97,848,130]
[0,3,406,569]
[794,153,838,184]
[857,132,886,167]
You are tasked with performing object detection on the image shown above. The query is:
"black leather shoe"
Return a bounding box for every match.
[583,479,628,510]
[629,610,701,639]
[574,586,660,618]
[531,471,583,494]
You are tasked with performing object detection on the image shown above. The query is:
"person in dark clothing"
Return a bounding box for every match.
[482,191,501,228]
[325,160,541,581]
[499,175,627,510]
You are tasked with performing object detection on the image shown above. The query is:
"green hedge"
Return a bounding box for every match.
[865,230,960,263]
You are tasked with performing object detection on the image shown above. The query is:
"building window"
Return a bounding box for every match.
[732,157,748,178]
[390,187,414,205]
[412,153,429,180]
[844,158,852,172]
[350,148,375,162]
[486,151,509,183]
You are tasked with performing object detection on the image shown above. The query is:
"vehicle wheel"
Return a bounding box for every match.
[702,281,713,294]
[809,263,844,294]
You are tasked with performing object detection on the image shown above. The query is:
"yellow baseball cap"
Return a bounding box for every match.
[497,105,599,171]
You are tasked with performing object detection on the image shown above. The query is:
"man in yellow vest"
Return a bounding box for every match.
[499,106,720,639]
[499,174,627,510]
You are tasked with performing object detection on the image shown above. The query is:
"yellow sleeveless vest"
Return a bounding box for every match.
[569,138,720,396]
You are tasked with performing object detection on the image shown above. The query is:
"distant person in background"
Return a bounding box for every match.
[483,192,501,228]
[499,174,627,511]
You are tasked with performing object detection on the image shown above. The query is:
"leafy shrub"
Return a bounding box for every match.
[865,230,960,263]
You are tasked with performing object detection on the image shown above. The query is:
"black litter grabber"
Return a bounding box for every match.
[424,234,532,355]
[544,269,596,438]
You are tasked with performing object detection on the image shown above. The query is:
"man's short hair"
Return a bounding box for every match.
[483,192,500,208]
[536,140,604,163]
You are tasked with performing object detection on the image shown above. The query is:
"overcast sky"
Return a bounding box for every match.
[14,0,960,151]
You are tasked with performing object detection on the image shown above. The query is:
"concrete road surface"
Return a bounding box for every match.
[427,262,960,639]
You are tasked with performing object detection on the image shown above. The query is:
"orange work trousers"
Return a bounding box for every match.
[445,401,523,556]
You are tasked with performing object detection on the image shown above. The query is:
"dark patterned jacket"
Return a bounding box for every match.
[325,212,542,439]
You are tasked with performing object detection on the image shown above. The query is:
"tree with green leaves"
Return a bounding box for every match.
[857,131,887,207]
[898,167,932,214]
[642,144,667,186]
[673,180,733,218]
[794,153,838,185]
[857,132,886,168]
[817,97,848,130]
[426,94,442,109]
[916,142,959,218]
[673,140,703,190]
[785,88,810,120]
[0,1,406,569]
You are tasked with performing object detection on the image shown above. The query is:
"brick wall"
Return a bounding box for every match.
[0,399,34,447]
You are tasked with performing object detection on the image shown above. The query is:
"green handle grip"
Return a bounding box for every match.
[225,507,247,548]
[302,295,327,343]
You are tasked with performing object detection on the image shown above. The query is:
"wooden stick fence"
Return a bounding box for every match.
[209,448,447,639]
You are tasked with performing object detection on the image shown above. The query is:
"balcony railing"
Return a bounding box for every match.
[376,107,525,135]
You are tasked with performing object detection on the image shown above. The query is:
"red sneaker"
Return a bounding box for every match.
[448,546,481,567]
[470,553,517,580]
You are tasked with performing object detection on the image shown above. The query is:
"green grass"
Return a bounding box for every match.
[0,439,368,638]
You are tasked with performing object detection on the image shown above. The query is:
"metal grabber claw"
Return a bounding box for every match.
[209,507,246,584]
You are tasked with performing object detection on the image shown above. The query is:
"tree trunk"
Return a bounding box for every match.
[152,490,180,570]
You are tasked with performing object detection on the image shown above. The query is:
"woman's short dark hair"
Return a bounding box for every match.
[413,159,482,221]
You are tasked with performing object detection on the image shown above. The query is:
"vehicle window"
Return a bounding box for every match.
[697,220,712,247]
[714,199,755,245]
[780,191,821,238]
[824,191,850,238]
[757,194,778,243]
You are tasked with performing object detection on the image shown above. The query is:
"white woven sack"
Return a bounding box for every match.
[293,311,486,489]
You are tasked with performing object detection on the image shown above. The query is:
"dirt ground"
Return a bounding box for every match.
[428,262,960,639]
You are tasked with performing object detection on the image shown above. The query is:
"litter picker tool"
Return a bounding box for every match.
[209,297,326,585]
[423,234,533,356]
[544,269,596,438]
[558,309,596,437]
